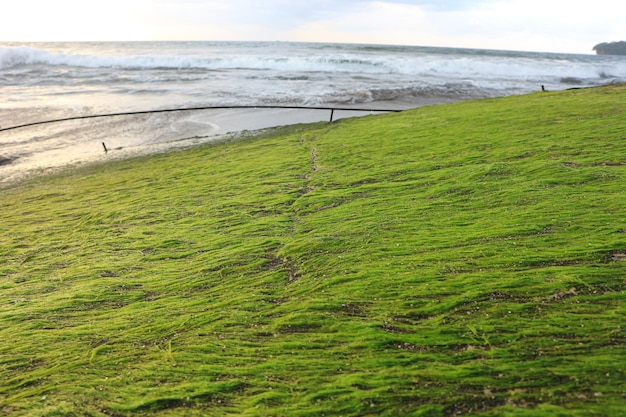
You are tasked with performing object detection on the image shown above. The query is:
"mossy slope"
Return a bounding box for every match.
[1,84,625,416]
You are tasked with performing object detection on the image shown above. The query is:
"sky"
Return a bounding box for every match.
[2,0,624,54]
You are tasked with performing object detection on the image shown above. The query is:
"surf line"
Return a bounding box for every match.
[0,105,403,133]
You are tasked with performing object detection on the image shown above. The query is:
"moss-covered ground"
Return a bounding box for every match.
[1,84,625,416]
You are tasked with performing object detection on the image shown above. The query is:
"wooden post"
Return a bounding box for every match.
[102,142,108,153]
[329,109,334,123]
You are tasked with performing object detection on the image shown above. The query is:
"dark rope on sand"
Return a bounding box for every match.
[0,105,403,133]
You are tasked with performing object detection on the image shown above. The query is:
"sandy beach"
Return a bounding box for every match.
[3,41,624,184]
[0,107,390,184]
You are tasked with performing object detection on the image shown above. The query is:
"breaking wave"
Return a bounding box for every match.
[3,44,625,83]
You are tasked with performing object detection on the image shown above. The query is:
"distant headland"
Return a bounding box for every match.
[593,41,626,55]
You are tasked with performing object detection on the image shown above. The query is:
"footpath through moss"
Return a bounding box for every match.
[1,84,625,416]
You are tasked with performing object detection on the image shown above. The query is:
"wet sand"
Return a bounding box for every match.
[0,106,397,184]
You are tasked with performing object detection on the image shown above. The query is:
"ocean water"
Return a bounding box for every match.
[1,41,625,182]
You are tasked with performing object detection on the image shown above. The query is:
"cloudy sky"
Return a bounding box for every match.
[2,0,624,53]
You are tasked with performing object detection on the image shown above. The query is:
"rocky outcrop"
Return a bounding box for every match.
[593,41,626,55]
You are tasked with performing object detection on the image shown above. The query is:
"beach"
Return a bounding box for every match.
[0,106,388,183]
[2,41,626,183]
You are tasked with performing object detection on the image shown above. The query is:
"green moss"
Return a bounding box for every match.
[1,84,626,416]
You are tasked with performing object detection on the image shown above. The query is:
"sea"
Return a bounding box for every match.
[1,41,626,183]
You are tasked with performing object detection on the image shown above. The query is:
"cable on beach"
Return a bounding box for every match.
[0,105,403,133]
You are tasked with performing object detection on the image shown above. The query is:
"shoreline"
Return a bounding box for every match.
[3,83,597,186]
[0,106,398,186]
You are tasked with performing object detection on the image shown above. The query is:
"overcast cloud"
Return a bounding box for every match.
[2,0,625,53]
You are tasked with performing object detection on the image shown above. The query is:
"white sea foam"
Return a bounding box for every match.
[2,44,625,82]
